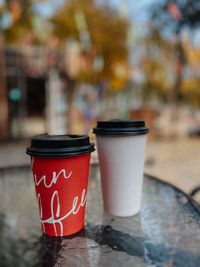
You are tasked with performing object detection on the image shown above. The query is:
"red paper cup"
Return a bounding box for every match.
[27,135,95,236]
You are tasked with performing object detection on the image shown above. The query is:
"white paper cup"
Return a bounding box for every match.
[93,120,149,217]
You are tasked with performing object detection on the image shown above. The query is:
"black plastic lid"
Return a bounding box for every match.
[26,134,95,158]
[93,120,149,136]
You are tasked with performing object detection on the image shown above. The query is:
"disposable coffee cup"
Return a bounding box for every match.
[26,135,95,236]
[93,120,149,217]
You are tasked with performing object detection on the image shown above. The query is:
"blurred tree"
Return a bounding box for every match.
[141,27,175,103]
[50,0,129,131]
[181,41,200,106]
[50,0,128,80]
[151,0,200,103]
[0,0,35,43]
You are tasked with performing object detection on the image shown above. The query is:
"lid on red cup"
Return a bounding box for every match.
[26,134,95,158]
[93,120,149,135]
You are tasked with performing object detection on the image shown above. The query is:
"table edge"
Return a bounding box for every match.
[144,173,200,215]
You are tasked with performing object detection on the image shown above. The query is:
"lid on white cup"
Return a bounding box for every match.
[26,134,95,158]
[93,120,149,135]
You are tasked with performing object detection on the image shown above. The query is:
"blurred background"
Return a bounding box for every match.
[0,0,200,197]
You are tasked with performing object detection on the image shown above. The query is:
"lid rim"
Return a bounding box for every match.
[27,145,94,153]
[26,147,95,158]
[93,119,149,136]
[26,134,95,157]
[93,131,149,136]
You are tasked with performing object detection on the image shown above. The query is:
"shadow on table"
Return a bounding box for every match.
[38,222,200,267]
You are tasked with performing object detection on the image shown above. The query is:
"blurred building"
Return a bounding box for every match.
[2,44,67,140]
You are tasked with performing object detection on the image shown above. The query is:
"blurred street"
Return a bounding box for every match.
[0,137,199,200]
[0,140,29,167]
[145,137,200,198]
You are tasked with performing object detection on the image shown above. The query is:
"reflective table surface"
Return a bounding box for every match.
[0,165,200,267]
